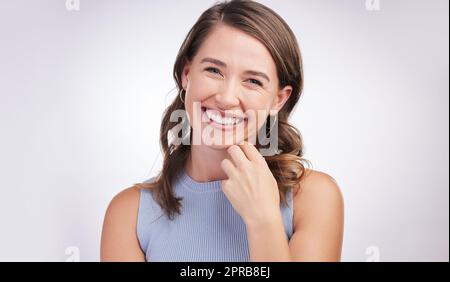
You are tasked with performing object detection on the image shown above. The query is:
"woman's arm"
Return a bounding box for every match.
[288,170,345,261]
[244,170,344,262]
[100,186,146,262]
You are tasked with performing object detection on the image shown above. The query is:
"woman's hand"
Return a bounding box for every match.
[220,141,281,227]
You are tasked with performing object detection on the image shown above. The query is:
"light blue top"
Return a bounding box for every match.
[137,168,294,262]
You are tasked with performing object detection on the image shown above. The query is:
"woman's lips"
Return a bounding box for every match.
[201,106,247,131]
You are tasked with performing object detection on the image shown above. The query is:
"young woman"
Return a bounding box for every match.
[101,0,344,262]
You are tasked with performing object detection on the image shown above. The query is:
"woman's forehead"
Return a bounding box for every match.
[193,25,277,76]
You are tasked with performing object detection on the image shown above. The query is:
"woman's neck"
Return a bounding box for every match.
[185,144,230,183]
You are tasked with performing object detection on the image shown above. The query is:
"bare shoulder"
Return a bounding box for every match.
[295,168,343,202]
[293,169,344,228]
[100,185,146,261]
[289,169,344,261]
[104,186,142,220]
[103,182,157,218]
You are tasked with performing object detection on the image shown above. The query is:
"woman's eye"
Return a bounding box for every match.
[204,68,262,87]
[248,79,263,87]
[205,67,221,75]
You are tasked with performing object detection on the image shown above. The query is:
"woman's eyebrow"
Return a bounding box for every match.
[201,57,227,67]
[200,57,271,83]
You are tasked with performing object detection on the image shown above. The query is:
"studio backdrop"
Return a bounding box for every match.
[0,0,448,261]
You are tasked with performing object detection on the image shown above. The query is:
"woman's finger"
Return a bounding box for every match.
[227,145,250,168]
[239,141,265,163]
[221,158,238,179]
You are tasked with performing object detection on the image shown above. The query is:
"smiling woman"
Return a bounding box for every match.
[100,0,344,262]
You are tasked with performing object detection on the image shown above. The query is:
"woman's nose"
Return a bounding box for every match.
[215,81,240,109]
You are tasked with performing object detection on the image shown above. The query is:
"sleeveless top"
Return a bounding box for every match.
[136,168,294,261]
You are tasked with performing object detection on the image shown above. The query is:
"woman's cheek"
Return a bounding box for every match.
[201,77,222,94]
[242,95,270,124]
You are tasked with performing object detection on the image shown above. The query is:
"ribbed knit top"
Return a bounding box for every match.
[136,168,294,262]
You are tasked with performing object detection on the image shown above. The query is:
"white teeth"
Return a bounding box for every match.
[204,109,244,126]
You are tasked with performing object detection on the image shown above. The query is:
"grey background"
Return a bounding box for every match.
[0,0,448,261]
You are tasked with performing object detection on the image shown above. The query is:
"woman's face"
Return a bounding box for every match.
[181,24,292,150]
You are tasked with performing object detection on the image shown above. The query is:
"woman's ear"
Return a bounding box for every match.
[181,62,191,90]
[270,85,293,114]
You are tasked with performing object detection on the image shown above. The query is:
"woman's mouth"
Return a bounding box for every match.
[201,106,246,130]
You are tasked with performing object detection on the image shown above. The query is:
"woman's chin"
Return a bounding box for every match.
[190,125,257,148]
[204,138,244,149]
[201,133,249,149]
[206,143,236,150]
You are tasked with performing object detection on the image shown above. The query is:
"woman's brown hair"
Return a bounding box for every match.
[136,0,312,220]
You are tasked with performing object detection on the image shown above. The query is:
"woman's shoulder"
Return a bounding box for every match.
[297,169,341,193]
[107,186,141,210]
[103,176,159,223]
[289,169,344,261]
[102,186,143,231]
[100,184,152,261]
[293,168,344,226]
[106,178,158,214]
